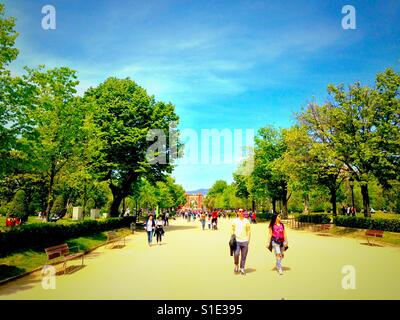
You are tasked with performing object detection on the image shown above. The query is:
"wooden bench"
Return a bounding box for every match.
[365,229,384,245]
[44,244,84,275]
[314,223,335,236]
[313,223,331,232]
[106,231,126,248]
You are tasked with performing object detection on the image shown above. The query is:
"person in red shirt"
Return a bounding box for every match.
[5,214,15,227]
[211,210,218,230]
[14,216,21,226]
[251,212,257,224]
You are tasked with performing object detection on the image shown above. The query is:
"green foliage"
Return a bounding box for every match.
[204,180,248,210]
[83,77,181,216]
[333,216,400,233]
[253,126,290,216]
[0,217,134,256]
[256,212,275,220]
[0,4,20,178]
[51,195,65,215]
[86,198,96,213]
[10,190,28,222]
[0,4,18,69]
[297,214,331,224]
[207,180,228,196]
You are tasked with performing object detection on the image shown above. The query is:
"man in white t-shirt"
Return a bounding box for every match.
[231,208,251,275]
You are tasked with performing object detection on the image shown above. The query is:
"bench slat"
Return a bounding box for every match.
[366,230,384,237]
[45,244,68,252]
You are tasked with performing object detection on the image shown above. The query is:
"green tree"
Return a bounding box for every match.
[51,195,65,215]
[10,189,28,222]
[0,4,20,177]
[300,69,400,216]
[284,122,345,216]
[20,66,83,220]
[253,126,290,217]
[83,77,180,216]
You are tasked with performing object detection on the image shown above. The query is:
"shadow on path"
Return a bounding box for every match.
[56,264,86,276]
[164,225,198,232]
[360,242,384,247]
[270,266,291,272]
[0,275,41,296]
[245,268,256,274]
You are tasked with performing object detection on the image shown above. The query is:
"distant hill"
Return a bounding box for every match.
[186,188,209,196]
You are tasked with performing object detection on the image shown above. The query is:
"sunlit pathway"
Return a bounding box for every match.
[1,217,400,300]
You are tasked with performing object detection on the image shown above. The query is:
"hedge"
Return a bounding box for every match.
[333,216,400,233]
[0,217,134,257]
[297,214,331,224]
[256,212,275,220]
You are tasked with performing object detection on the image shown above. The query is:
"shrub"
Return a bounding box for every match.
[333,216,400,233]
[256,212,275,220]
[10,190,29,222]
[0,216,134,257]
[51,195,65,215]
[86,198,96,215]
[288,203,304,213]
[0,205,8,217]
[297,214,331,224]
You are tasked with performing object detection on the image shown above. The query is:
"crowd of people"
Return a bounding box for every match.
[5,214,22,227]
[177,208,258,229]
[143,207,288,276]
[341,205,357,216]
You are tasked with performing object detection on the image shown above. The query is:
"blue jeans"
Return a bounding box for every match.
[272,239,287,270]
[272,239,287,255]
[201,220,206,230]
[147,231,153,244]
[234,241,249,269]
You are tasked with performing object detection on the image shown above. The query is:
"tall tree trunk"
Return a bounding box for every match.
[45,163,56,222]
[281,183,289,218]
[272,198,276,214]
[109,191,123,217]
[330,186,337,216]
[82,179,87,218]
[303,193,309,214]
[282,198,288,219]
[109,172,138,217]
[251,199,255,212]
[360,184,370,217]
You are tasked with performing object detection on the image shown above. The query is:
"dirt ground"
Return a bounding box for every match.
[1,217,399,300]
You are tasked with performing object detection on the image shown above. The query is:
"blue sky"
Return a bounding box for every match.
[4,0,400,190]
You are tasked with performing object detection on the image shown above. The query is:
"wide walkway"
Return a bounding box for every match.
[1,217,399,299]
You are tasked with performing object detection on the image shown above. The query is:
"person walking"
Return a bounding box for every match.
[231,208,251,275]
[268,213,288,275]
[165,211,170,226]
[155,216,165,245]
[251,211,257,224]
[211,210,218,230]
[145,214,156,246]
[200,211,206,230]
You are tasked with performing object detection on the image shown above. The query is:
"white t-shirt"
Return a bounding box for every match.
[156,220,164,227]
[232,218,250,242]
[146,220,154,231]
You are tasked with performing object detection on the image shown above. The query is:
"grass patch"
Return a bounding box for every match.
[0,227,130,282]
[321,226,400,247]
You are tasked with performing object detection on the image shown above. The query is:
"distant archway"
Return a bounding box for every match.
[184,193,203,210]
